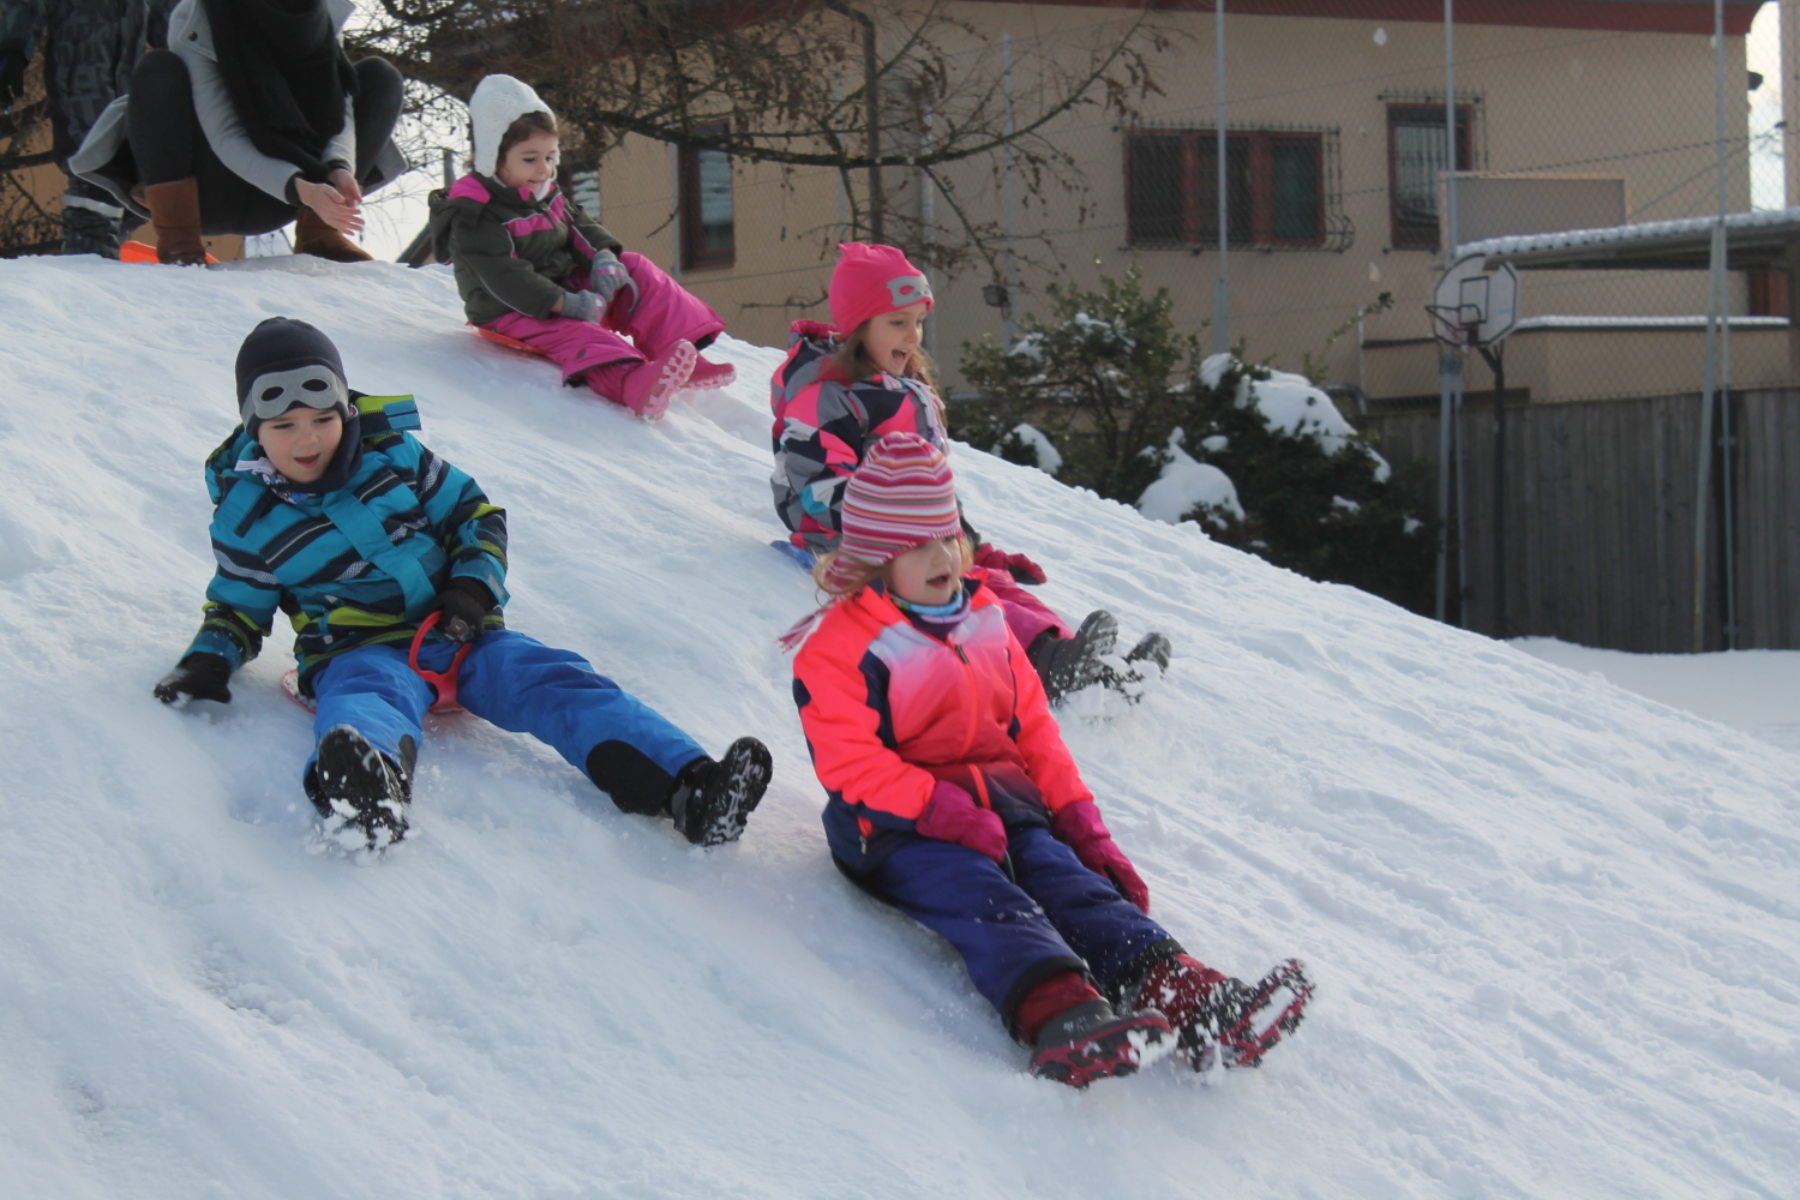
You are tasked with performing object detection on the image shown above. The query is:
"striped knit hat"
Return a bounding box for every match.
[779,434,962,650]
[818,433,960,596]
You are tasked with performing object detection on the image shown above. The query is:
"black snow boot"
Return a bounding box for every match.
[306,726,414,850]
[668,737,772,847]
[1028,999,1175,1089]
[61,205,124,258]
[1124,631,1172,676]
[1027,610,1119,703]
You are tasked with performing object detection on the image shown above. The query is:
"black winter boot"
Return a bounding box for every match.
[306,726,414,850]
[1026,610,1119,703]
[668,737,772,846]
[1124,631,1172,675]
[61,204,124,258]
[1028,999,1175,1088]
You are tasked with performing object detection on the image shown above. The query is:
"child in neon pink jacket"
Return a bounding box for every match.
[787,433,1312,1088]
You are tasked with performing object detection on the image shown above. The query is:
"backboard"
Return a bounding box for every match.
[1429,255,1519,348]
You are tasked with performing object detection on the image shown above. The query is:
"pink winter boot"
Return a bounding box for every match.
[684,354,737,390]
[585,340,697,421]
[1132,953,1313,1072]
[1015,970,1174,1089]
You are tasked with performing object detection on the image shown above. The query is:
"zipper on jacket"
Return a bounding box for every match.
[953,636,981,761]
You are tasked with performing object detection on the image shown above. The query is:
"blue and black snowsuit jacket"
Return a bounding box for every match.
[183,393,508,691]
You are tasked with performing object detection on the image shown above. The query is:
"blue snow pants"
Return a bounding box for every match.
[866,824,1179,1028]
[304,631,705,815]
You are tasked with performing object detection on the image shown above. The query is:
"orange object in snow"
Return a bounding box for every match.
[471,324,547,356]
[120,239,219,266]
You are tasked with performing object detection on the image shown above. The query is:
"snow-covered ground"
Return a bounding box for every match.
[1,256,1794,1199]
[1515,638,1800,759]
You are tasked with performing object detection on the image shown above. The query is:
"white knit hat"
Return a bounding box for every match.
[470,74,556,178]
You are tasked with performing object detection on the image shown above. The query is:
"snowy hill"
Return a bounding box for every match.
[0,256,1794,1199]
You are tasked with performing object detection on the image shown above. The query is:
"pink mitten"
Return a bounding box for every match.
[973,543,1048,586]
[915,781,1008,862]
[1051,801,1150,912]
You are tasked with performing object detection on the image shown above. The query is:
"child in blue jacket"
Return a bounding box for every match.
[153,317,770,851]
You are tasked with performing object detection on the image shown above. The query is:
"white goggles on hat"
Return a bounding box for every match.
[240,364,349,425]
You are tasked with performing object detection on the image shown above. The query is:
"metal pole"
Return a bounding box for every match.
[920,95,939,365]
[1435,0,1462,623]
[862,13,883,241]
[1211,1,1230,354]
[1002,32,1020,347]
[668,142,683,281]
[1482,344,1507,636]
[1693,0,1726,650]
[822,1,882,242]
[1448,2,1468,624]
[834,78,849,238]
[1714,0,1734,650]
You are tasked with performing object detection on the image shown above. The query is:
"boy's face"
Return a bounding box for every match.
[884,534,962,607]
[498,129,561,192]
[257,407,344,484]
[862,302,928,378]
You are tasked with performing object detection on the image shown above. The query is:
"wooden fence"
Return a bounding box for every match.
[1358,388,1800,651]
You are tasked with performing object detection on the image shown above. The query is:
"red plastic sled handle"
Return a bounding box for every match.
[410,611,473,712]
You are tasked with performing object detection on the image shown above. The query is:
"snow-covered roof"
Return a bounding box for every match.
[1460,207,1800,272]
[1511,315,1790,332]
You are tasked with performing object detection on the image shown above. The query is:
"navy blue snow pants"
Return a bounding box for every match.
[866,823,1178,1028]
[305,631,705,815]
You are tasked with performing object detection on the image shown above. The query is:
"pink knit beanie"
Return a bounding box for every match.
[828,242,935,334]
[819,433,961,594]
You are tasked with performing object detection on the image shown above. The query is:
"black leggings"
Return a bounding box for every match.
[128,50,403,236]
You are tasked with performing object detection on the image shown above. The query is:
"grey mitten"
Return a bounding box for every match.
[586,250,639,314]
[561,289,600,323]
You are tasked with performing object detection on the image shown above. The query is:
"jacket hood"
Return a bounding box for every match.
[469,74,554,179]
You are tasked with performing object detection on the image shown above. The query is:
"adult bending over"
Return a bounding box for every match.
[70,0,404,264]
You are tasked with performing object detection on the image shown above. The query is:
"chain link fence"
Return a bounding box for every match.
[949,1,1785,410]
[581,2,1788,410]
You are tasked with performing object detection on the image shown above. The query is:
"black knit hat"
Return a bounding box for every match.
[235,317,350,433]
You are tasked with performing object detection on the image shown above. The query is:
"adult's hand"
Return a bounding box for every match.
[295,177,364,234]
[327,167,363,207]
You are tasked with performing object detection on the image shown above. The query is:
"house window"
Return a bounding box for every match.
[679,123,734,270]
[1389,104,1473,250]
[1126,128,1324,249]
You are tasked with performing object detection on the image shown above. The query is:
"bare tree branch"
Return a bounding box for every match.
[355,0,1176,268]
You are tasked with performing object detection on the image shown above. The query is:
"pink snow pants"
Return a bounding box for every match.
[484,251,726,389]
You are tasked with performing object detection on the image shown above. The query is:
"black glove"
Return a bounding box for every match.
[434,578,493,644]
[0,52,27,110]
[153,652,233,705]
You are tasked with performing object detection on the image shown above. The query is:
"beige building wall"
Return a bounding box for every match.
[1364,321,1792,401]
[590,2,1755,401]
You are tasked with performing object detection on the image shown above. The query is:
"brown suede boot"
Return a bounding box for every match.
[293,207,372,263]
[142,178,207,266]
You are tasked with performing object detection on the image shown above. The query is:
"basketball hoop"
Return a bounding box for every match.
[1429,255,1520,349]
[1426,302,1482,348]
